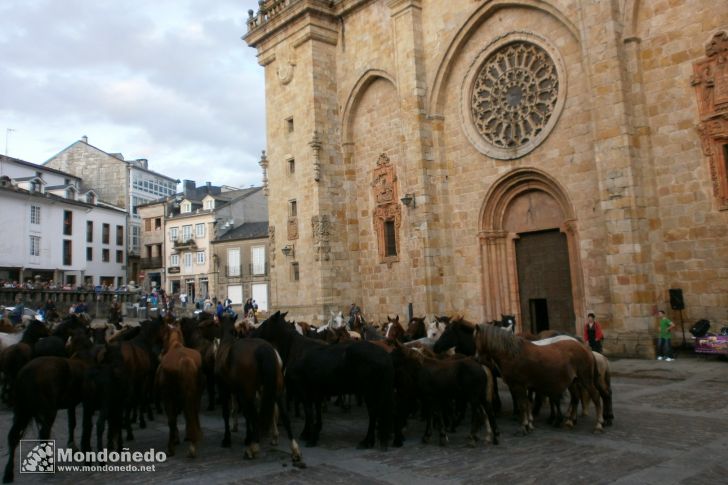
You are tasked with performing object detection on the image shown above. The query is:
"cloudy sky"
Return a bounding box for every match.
[0,0,266,188]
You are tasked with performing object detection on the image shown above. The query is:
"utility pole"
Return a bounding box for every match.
[5,128,15,155]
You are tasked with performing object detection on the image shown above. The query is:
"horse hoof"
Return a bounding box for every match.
[356,440,373,449]
[293,460,307,469]
[593,426,604,434]
[187,445,197,458]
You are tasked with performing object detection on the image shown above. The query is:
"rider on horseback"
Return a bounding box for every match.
[348,302,365,330]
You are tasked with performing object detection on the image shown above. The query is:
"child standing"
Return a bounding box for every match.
[657,310,676,361]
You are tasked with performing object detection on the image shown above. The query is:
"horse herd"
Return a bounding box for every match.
[0,310,614,483]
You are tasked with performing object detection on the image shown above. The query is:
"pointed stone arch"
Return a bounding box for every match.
[478,168,584,331]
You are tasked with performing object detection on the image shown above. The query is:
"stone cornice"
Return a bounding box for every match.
[244,0,339,51]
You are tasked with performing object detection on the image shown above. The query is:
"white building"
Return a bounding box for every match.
[0,155,127,287]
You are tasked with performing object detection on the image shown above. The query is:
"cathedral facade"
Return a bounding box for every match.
[244,0,728,356]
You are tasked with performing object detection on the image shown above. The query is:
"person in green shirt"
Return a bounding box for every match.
[657,310,676,361]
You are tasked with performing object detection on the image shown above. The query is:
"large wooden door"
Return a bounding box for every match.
[515,229,574,334]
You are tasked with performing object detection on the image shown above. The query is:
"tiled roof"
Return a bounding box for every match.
[215,221,269,242]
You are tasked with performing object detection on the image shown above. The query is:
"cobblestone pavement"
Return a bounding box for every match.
[1,352,726,485]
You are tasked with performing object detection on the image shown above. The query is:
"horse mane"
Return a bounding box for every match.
[475,323,522,358]
[451,316,475,330]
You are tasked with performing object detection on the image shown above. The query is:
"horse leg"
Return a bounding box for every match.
[3,410,32,483]
[67,406,78,450]
[231,396,239,433]
[81,403,94,452]
[586,383,604,433]
[276,394,305,468]
[270,404,279,446]
[357,394,376,449]
[220,387,232,448]
[164,397,178,457]
[184,380,202,459]
[563,385,579,428]
[513,390,531,436]
[242,397,260,459]
[206,369,215,411]
[124,403,135,441]
[435,401,449,447]
[422,401,433,444]
[600,375,614,426]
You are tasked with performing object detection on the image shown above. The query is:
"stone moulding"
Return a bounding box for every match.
[692,30,728,209]
[459,31,567,160]
[371,153,401,265]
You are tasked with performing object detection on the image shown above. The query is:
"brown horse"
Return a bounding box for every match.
[155,325,203,457]
[474,323,603,435]
[384,316,406,342]
[406,316,427,341]
[216,316,303,466]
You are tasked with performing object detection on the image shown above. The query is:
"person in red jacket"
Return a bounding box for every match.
[583,312,604,353]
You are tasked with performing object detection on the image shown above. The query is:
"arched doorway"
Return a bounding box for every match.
[478,169,584,334]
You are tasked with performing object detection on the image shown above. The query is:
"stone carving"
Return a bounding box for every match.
[269,225,276,266]
[371,153,401,263]
[471,41,559,150]
[259,150,269,196]
[310,131,322,182]
[311,214,331,261]
[693,30,728,208]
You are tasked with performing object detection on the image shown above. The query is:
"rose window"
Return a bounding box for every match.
[471,42,559,150]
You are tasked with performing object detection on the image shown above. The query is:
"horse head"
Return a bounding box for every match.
[426,316,445,340]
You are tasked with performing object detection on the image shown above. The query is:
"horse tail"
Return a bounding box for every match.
[256,346,277,438]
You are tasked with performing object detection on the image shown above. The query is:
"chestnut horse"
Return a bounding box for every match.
[474,323,604,434]
[155,325,203,457]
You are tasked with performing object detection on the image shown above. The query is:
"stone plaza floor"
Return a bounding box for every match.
[1,351,726,484]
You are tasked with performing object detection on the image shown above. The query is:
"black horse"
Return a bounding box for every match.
[390,343,499,447]
[253,311,394,449]
[0,320,50,404]
[35,314,89,358]
[3,354,91,483]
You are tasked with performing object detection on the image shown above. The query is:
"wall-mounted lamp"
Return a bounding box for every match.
[400,193,416,208]
[281,244,294,257]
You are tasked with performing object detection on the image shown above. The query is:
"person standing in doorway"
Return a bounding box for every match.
[583,313,604,353]
[656,310,676,361]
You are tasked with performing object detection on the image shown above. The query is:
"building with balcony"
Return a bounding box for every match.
[43,136,179,282]
[0,155,127,287]
[212,221,270,312]
[142,180,268,303]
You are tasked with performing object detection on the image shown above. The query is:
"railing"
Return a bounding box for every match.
[0,288,135,317]
[173,238,197,249]
[246,0,303,31]
[140,257,163,269]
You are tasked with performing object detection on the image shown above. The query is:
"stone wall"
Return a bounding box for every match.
[245,0,728,351]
